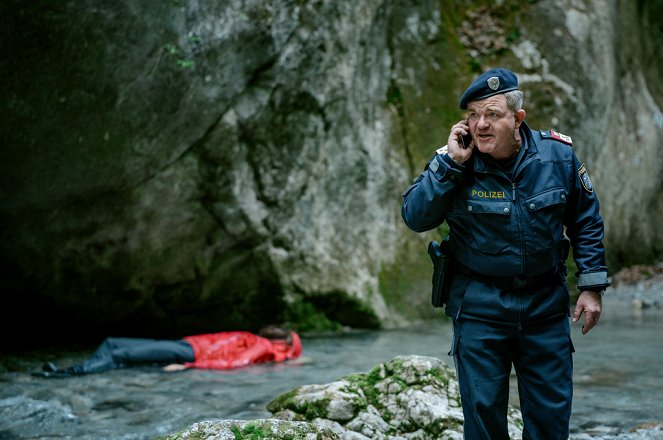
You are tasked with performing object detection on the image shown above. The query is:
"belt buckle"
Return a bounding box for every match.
[513,276,529,289]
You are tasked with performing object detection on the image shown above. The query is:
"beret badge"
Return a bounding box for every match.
[459,68,519,109]
[487,76,500,90]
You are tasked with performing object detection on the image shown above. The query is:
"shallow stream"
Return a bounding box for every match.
[1,296,661,439]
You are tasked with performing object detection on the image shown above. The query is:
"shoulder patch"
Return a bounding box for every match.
[578,163,593,193]
[540,130,573,145]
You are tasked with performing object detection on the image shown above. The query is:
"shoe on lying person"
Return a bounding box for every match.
[41,362,59,373]
[32,365,86,378]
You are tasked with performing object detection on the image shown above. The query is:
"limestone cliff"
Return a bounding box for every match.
[1,0,661,343]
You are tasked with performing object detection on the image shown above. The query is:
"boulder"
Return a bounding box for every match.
[159,419,339,440]
[267,355,524,439]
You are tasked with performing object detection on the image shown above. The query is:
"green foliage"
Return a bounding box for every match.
[163,43,196,70]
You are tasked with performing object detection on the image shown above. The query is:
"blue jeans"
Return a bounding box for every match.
[78,337,195,373]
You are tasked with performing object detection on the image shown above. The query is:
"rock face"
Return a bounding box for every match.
[512,1,663,266]
[1,0,404,341]
[1,0,662,341]
[267,355,523,439]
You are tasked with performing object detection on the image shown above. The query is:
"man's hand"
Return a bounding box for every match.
[163,364,188,372]
[572,291,603,335]
[447,120,474,164]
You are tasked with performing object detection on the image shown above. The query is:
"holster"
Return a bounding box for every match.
[427,236,454,308]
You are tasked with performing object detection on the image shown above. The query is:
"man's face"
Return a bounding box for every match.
[466,94,524,159]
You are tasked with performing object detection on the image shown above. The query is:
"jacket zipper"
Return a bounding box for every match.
[512,182,517,201]
[512,181,527,274]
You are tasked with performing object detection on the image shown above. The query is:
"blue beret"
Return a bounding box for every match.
[459,68,519,109]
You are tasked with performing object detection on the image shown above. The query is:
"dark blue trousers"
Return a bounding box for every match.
[450,316,574,440]
[78,337,195,374]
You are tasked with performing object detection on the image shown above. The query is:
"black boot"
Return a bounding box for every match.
[32,364,86,378]
[42,362,59,373]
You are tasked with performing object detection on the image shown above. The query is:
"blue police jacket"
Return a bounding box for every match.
[402,122,609,319]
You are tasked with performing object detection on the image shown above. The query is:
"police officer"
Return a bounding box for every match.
[401,68,609,439]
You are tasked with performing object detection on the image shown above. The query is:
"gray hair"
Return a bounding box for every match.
[505,90,523,113]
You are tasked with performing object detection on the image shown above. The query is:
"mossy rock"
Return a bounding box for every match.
[159,419,339,440]
[268,355,524,439]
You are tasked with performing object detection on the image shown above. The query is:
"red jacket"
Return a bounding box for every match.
[182,331,302,370]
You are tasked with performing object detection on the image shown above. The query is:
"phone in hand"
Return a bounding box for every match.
[459,119,472,149]
[460,132,472,149]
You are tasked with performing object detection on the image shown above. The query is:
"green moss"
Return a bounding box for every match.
[303,398,330,420]
[283,289,381,333]
[366,365,384,386]
[267,388,299,413]
[352,394,368,413]
[267,388,330,421]
[282,301,341,333]
[240,423,266,439]
[231,425,242,439]
[424,367,451,386]
[363,385,380,409]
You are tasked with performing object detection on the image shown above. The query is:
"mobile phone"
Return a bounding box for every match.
[460,132,472,149]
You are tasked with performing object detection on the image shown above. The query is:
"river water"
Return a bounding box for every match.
[1,296,661,439]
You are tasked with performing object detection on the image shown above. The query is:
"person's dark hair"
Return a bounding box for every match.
[259,325,292,344]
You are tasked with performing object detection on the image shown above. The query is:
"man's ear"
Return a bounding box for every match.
[514,109,526,128]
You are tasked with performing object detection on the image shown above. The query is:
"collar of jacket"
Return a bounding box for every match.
[471,122,539,180]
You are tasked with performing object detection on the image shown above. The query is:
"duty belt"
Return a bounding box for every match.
[455,263,561,291]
